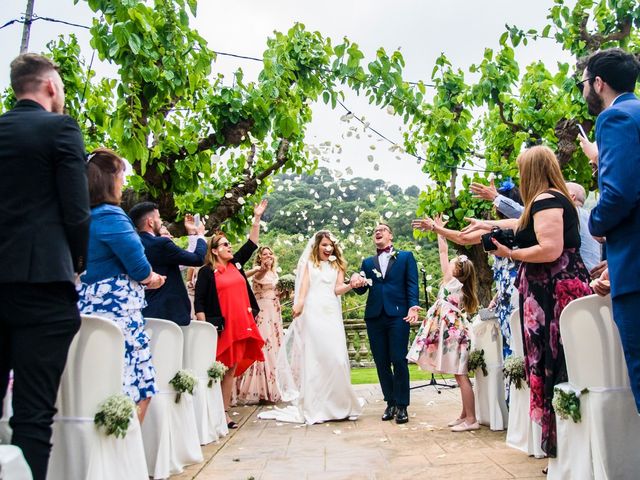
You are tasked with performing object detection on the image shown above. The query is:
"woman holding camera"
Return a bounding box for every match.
[464,145,592,461]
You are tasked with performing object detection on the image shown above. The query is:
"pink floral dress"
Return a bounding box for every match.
[236,271,284,404]
[407,278,471,375]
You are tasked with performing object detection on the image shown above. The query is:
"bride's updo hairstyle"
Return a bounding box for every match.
[310,230,347,273]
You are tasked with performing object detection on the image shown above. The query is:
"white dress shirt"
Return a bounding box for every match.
[378,247,393,278]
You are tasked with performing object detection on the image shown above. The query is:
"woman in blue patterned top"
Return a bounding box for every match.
[77,148,165,423]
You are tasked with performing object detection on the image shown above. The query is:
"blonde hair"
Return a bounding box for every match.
[254,246,278,274]
[204,232,227,269]
[310,231,347,273]
[517,145,576,230]
[453,256,479,314]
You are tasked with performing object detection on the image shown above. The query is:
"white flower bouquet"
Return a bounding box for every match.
[169,370,198,403]
[207,361,228,387]
[94,394,136,438]
[503,355,526,389]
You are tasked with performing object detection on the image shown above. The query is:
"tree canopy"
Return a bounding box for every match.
[2,0,638,303]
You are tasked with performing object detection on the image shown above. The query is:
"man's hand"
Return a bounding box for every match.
[403,305,422,324]
[591,268,610,296]
[470,179,498,202]
[589,260,608,280]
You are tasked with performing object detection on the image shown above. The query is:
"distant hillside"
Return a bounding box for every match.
[254,167,444,319]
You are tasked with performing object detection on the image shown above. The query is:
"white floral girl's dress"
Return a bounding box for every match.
[407,278,471,375]
[77,274,157,403]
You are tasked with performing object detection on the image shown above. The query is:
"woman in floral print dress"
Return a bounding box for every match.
[465,146,592,460]
[236,247,284,404]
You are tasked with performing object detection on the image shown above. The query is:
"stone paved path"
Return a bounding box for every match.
[172,382,546,480]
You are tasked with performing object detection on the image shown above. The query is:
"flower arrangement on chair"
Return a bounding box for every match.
[169,370,198,403]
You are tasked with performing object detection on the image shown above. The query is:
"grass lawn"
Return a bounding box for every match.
[351,364,455,385]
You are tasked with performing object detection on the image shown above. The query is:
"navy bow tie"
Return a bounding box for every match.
[377,245,392,255]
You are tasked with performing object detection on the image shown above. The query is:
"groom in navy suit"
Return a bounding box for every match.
[352,223,420,423]
[582,48,640,413]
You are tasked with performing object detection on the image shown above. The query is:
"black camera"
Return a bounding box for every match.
[481,227,516,252]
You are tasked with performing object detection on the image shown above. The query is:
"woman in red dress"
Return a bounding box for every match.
[194,199,268,428]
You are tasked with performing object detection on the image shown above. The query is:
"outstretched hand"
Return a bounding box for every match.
[470,179,498,202]
[461,217,492,234]
[403,305,422,324]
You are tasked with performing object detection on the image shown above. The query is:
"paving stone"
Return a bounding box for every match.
[170,382,546,480]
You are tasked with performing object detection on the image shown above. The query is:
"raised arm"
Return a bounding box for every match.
[249,199,268,245]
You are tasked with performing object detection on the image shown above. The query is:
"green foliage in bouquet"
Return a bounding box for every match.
[503,355,526,390]
[276,274,296,299]
[207,361,228,387]
[169,370,198,403]
[468,349,488,376]
[94,394,136,439]
[552,387,587,423]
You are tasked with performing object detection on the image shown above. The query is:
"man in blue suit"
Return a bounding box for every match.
[352,223,420,423]
[582,48,640,413]
[129,202,207,326]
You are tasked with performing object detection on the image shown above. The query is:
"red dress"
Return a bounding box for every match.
[215,262,265,376]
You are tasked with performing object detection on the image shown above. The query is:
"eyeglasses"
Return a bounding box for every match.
[216,241,231,248]
[373,227,390,234]
[576,77,594,94]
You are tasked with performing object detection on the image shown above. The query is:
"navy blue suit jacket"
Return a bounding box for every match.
[589,93,640,298]
[354,250,419,319]
[139,232,206,325]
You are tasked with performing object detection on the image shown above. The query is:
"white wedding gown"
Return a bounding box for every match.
[258,261,363,424]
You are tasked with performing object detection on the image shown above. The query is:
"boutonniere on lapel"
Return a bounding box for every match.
[390,250,398,260]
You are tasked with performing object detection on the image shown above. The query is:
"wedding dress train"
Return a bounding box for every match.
[258,260,362,424]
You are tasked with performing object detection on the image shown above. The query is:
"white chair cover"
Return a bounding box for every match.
[0,373,12,444]
[505,308,544,458]
[0,445,33,480]
[181,322,228,445]
[48,314,148,480]
[142,318,202,479]
[471,316,508,430]
[549,295,640,480]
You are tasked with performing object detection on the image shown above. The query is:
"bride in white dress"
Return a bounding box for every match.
[258,231,363,424]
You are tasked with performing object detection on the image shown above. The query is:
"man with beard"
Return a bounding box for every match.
[0,54,90,480]
[581,48,640,414]
[129,202,206,325]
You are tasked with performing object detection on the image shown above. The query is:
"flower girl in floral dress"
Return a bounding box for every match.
[408,216,480,431]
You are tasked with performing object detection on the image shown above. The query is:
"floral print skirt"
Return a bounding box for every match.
[516,248,591,457]
[77,274,157,403]
[407,298,471,375]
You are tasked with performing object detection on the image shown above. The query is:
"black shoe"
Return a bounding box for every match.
[381,405,397,421]
[395,406,409,424]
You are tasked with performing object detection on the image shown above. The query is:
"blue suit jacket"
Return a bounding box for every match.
[140,232,206,325]
[354,250,419,319]
[589,92,640,298]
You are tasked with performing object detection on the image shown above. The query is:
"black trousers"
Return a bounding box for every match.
[0,282,80,480]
